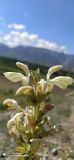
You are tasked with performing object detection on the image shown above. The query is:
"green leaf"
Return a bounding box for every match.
[23,143,31,153]
[30,69,41,85]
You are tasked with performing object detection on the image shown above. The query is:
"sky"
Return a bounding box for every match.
[0,0,74,54]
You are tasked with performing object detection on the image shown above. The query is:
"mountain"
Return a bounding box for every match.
[0,44,74,71]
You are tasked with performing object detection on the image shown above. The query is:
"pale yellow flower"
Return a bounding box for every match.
[16,86,33,96]
[7,112,23,130]
[7,112,24,137]
[16,62,30,77]
[48,76,73,89]
[3,99,18,108]
[37,65,73,93]
[3,99,23,111]
[4,62,30,86]
[36,79,47,95]
[47,65,62,79]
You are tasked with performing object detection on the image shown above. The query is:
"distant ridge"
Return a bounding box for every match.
[0,44,74,71]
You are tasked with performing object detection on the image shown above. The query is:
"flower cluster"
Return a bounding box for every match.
[3,62,73,159]
[4,63,73,94]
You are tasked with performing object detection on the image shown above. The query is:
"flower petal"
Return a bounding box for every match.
[16,86,33,96]
[47,65,62,79]
[22,77,29,86]
[50,76,73,89]
[46,83,54,92]
[16,62,30,77]
[4,72,25,82]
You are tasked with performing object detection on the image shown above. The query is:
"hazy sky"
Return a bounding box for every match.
[0,0,74,54]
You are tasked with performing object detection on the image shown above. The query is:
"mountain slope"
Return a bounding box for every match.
[0,44,74,70]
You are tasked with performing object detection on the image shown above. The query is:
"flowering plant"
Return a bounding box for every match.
[3,62,73,160]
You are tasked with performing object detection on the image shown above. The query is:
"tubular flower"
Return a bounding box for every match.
[37,65,73,93]
[4,62,30,86]
[36,79,47,95]
[7,112,24,137]
[3,99,18,109]
[16,62,30,77]
[7,108,35,135]
[16,86,34,96]
[3,99,23,111]
[47,65,62,79]
[47,76,73,89]
[7,112,24,130]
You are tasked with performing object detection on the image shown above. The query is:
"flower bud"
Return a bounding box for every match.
[16,86,33,96]
[3,99,18,109]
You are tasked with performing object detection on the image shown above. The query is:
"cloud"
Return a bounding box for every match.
[8,23,26,30]
[0,23,68,53]
[36,39,67,53]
